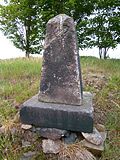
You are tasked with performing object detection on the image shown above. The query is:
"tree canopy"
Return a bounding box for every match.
[0,0,43,57]
[83,0,120,59]
[0,0,119,58]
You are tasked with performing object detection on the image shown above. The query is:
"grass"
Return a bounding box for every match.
[0,58,42,121]
[0,56,120,159]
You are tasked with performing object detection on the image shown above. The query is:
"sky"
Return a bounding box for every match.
[0,31,119,60]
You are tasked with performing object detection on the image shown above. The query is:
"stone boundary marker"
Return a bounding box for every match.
[38,14,83,106]
[20,14,94,133]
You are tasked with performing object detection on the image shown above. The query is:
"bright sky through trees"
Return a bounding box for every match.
[0,31,119,59]
[0,0,119,59]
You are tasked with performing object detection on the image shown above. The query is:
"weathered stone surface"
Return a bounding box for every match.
[21,124,32,130]
[80,139,104,156]
[80,131,106,156]
[100,131,107,142]
[20,151,36,160]
[10,127,17,135]
[22,140,31,148]
[37,128,68,140]
[82,128,103,145]
[63,133,77,144]
[20,92,93,133]
[0,126,5,134]
[38,14,83,106]
[42,139,63,154]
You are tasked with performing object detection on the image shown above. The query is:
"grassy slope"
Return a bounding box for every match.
[0,57,120,159]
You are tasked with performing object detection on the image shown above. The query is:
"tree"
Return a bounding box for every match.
[0,0,119,59]
[80,0,120,59]
[38,0,97,47]
[0,0,98,57]
[0,0,43,57]
[38,0,120,59]
[38,0,97,22]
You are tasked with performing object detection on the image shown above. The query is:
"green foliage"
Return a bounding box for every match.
[35,0,120,59]
[80,0,120,58]
[38,0,96,21]
[0,0,120,59]
[0,0,43,57]
[38,0,97,47]
[0,0,97,56]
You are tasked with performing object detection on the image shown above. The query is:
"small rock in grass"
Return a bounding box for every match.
[63,132,77,144]
[10,127,17,135]
[95,123,106,132]
[75,150,96,160]
[30,126,36,132]
[20,151,36,160]
[82,128,103,145]
[38,128,69,140]
[22,140,31,147]
[80,131,107,156]
[0,126,5,134]
[80,139,104,156]
[42,139,63,154]
[21,124,32,130]
[100,131,107,142]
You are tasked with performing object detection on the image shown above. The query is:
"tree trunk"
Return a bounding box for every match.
[99,48,102,59]
[25,1,32,58]
[99,47,109,59]
[25,17,31,58]
[103,48,106,59]
[103,47,109,59]
[26,51,30,58]
[25,29,30,58]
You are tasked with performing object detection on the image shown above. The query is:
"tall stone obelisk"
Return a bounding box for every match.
[20,14,93,133]
[38,14,83,106]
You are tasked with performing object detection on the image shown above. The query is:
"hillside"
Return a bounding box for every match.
[0,57,120,159]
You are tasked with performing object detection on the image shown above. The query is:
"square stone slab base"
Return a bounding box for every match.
[20,92,94,133]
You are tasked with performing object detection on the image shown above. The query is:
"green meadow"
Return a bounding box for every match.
[0,57,120,159]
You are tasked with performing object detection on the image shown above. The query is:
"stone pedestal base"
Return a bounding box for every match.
[20,92,94,133]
